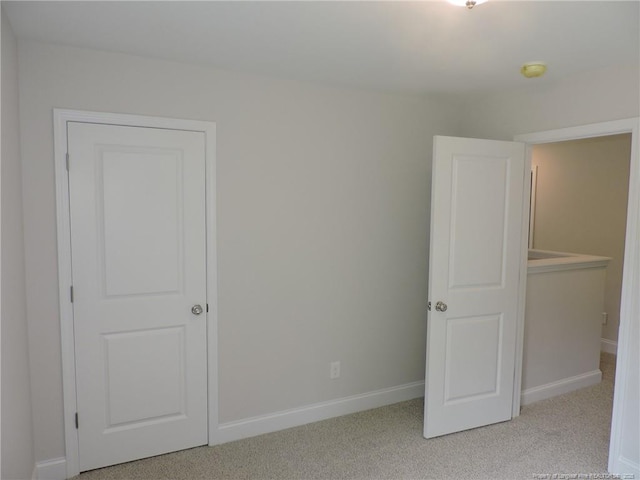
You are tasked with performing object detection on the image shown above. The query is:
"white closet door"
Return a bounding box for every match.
[68,122,208,471]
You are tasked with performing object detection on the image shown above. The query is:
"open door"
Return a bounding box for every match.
[424,136,527,439]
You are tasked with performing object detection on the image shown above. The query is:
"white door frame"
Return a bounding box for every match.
[513,117,640,474]
[53,109,219,478]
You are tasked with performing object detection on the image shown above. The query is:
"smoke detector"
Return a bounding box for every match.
[521,63,547,78]
[448,0,487,9]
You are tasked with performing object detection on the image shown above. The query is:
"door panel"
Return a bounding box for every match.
[424,136,526,439]
[449,156,509,288]
[68,122,207,471]
[445,314,502,403]
[100,149,183,297]
[103,327,186,429]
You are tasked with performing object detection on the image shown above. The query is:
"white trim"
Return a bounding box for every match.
[217,381,424,444]
[53,109,218,477]
[514,117,639,476]
[514,118,637,144]
[520,370,602,406]
[512,142,533,418]
[205,122,220,447]
[33,457,67,480]
[609,117,640,474]
[601,338,618,355]
[529,165,538,249]
[53,110,80,477]
[613,456,640,478]
[527,255,611,274]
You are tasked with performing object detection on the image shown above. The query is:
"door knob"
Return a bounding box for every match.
[435,301,448,312]
[191,304,203,315]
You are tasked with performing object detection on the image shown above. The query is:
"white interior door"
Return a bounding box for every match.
[68,122,208,471]
[424,135,526,438]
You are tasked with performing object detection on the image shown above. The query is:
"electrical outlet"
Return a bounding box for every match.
[330,361,341,379]
[602,312,608,325]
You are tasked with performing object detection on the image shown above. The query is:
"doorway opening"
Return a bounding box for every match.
[514,118,639,475]
[521,133,631,463]
[529,134,630,355]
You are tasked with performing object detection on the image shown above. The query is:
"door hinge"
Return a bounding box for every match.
[70,285,74,303]
[66,153,70,171]
[75,412,79,429]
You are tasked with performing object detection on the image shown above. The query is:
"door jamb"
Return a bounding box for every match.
[53,109,219,478]
[512,118,639,474]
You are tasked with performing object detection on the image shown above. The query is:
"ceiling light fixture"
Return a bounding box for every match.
[520,62,547,78]
[448,0,487,9]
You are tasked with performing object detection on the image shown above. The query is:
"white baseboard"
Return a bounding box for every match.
[601,338,618,355]
[34,457,67,480]
[613,455,640,478]
[521,370,602,406]
[215,381,425,444]
[32,383,423,476]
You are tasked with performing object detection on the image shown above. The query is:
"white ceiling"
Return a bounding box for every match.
[4,1,639,95]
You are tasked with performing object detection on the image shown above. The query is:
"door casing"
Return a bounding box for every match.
[54,109,219,478]
[513,118,640,475]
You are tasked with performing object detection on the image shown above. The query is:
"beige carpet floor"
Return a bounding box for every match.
[78,353,616,480]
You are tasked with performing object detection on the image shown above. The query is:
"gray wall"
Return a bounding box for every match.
[1,8,35,480]
[14,37,640,471]
[532,135,631,343]
[17,41,462,462]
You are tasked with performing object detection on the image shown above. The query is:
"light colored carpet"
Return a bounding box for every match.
[78,353,616,480]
